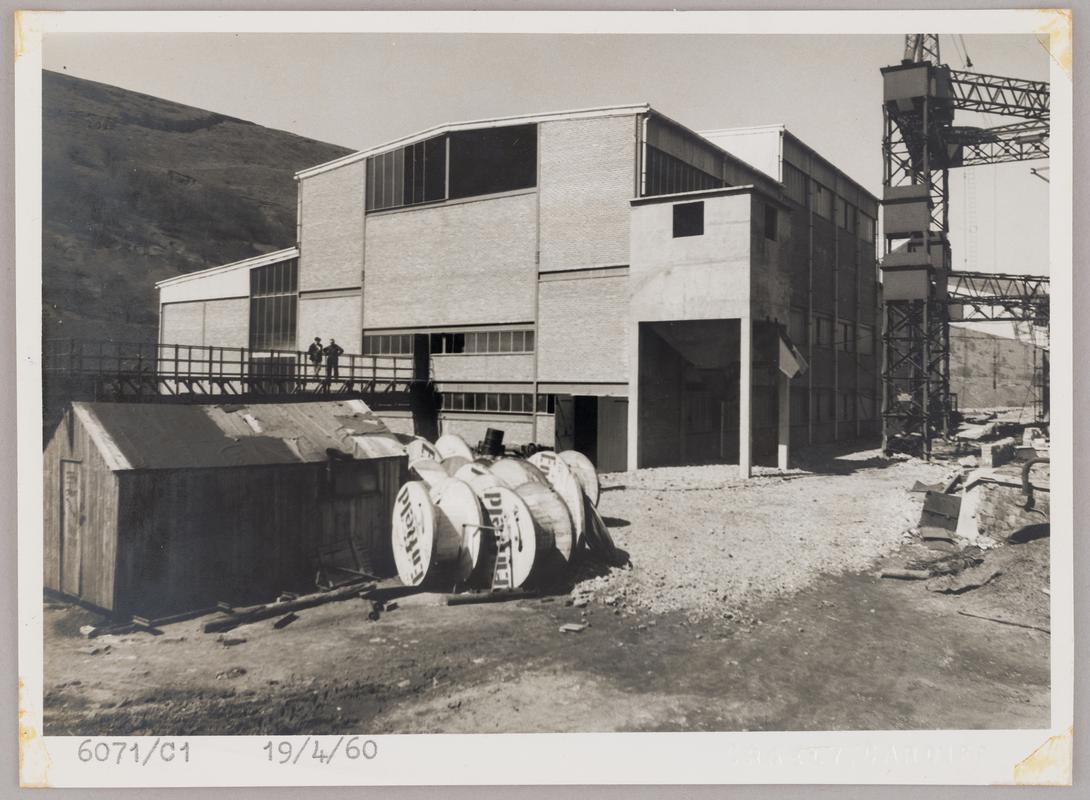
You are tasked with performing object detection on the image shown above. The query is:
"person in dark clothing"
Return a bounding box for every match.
[307,337,324,380]
[323,338,344,381]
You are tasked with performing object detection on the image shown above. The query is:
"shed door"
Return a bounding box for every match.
[60,460,82,597]
[596,397,629,473]
[554,395,575,451]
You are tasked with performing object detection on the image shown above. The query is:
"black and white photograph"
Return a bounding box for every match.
[12,7,1075,788]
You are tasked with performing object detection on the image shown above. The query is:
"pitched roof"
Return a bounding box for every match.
[71,399,405,471]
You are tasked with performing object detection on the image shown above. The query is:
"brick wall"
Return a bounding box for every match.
[432,353,534,383]
[203,299,249,349]
[949,326,1042,410]
[299,161,366,292]
[298,293,362,353]
[537,270,628,384]
[160,298,247,348]
[160,302,204,346]
[364,192,537,329]
[538,115,637,271]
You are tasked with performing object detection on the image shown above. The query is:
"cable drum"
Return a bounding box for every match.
[435,433,474,461]
[391,481,437,587]
[488,456,548,489]
[529,450,588,549]
[440,455,470,476]
[409,457,449,489]
[406,437,441,463]
[514,481,575,563]
[454,460,503,494]
[559,450,601,508]
[476,485,538,588]
[428,478,484,582]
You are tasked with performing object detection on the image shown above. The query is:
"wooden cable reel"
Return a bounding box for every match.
[475,485,539,588]
[529,450,588,549]
[428,478,485,583]
[440,455,470,476]
[405,437,441,463]
[435,433,474,461]
[514,481,575,563]
[391,481,438,587]
[487,456,548,489]
[559,449,600,507]
[409,457,450,489]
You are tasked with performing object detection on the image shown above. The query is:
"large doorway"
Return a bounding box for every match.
[636,319,743,468]
[555,395,629,473]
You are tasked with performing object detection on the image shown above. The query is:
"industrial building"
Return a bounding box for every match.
[157,104,881,475]
[43,400,405,616]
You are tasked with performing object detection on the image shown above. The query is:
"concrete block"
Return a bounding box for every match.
[980,437,1017,468]
[882,266,931,301]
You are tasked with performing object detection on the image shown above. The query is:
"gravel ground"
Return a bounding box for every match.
[575,445,950,619]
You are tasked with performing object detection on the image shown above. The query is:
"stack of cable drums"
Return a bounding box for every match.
[389,432,606,591]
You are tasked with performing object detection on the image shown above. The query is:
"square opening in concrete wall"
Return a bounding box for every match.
[637,319,742,468]
[672,201,705,238]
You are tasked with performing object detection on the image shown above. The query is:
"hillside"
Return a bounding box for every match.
[42,70,354,344]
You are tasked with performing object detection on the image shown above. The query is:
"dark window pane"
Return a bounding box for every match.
[673,201,704,238]
[499,331,512,353]
[487,331,500,352]
[424,135,447,203]
[448,124,537,200]
[452,333,466,354]
[525,330,535,352]
[499,394,511,412]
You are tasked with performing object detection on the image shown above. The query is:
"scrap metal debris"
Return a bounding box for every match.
[926,565,1003,594]
[905,546,985,576]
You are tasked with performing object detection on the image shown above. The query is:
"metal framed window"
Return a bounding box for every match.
[363,327,534,355]
[644,145,724,197]
[366,134,448,212]
[439,392,551,414]
[248,258,298,351]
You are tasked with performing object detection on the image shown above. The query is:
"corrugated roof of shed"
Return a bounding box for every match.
[72,400,405,471]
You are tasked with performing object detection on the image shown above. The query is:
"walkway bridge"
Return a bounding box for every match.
[44,339,431,411]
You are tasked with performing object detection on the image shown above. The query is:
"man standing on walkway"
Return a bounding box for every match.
[307,337,324,381]
[324,338,344,382]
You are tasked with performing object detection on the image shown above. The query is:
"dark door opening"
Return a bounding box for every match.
[554,394,629,473]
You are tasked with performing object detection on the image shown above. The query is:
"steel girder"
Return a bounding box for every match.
[947,69,1050,120]
[881,299,951,457]
[946,271,1050,323]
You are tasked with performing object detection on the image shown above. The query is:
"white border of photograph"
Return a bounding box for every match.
[14,8,1073,787]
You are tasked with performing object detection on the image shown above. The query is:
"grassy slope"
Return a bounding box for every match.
[42,70,354,344]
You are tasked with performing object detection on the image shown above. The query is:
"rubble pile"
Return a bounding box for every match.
[880,416,1050,629]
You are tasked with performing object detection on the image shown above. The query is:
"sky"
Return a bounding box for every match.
[42,31,1051,289]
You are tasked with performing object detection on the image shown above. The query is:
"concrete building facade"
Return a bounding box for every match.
[157,104,880,475]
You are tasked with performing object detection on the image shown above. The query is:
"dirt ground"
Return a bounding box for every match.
[43,445,1050,735]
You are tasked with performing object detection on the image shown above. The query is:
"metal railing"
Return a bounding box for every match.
[44,338,422,400]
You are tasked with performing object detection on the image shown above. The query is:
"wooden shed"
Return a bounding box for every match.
[43,399,407,617]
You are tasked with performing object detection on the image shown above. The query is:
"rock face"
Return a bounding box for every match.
[42,70,353,344]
